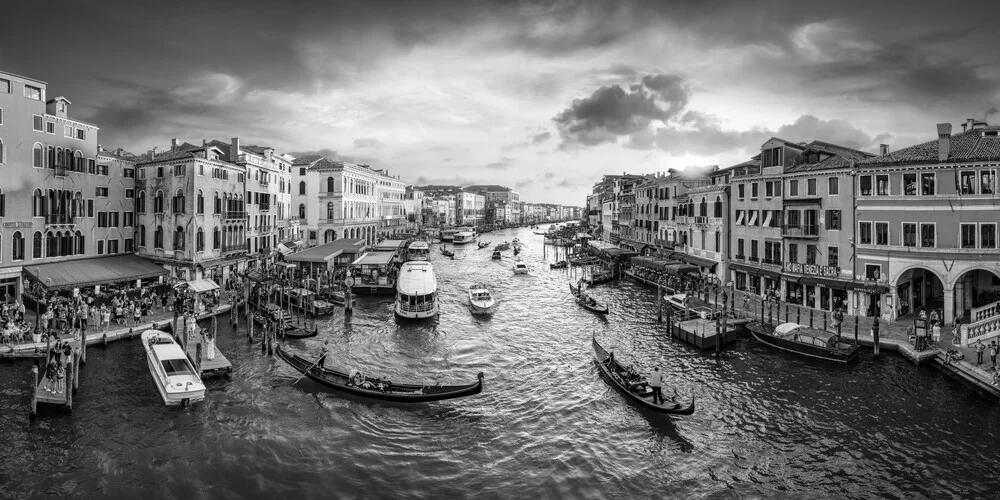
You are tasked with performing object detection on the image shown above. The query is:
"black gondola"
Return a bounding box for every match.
[569,283,580,297]
[592,336,695,415]
[275,346,485,402]
[491,250,502,260]
[550,260,568,269]
[577,294,609,314]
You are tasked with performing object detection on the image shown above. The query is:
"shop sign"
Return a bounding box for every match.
[2,221,32,228]
[783,262,840,278]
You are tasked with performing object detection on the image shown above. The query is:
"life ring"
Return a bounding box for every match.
[345,277,355,287]
[351,371,364,386]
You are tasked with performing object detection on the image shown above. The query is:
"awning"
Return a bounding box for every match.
[678,254,718,269]
[799,275,851,290]
[662,263,700,276]
[186,278,220,293]
[25,254,167,290]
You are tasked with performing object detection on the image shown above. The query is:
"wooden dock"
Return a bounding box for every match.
[30,347,80,418]
[184,339,232,379]
[670,317,744,350]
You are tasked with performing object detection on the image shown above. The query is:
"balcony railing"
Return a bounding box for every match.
[319,190,343,197]
[762,258,783,266]
[675,216,688,224]
[45,213,75,225]
[259,206,271,213]
[693,216,708,224]
[224,211,246,220]
[221,243,248,254]
[781,224,819,238]
[734,254,746,260]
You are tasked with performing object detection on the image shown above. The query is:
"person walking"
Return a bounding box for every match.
[101,306,111,333]
[977,341,986,365]
[648,366,664,405]
[990,342,998,368]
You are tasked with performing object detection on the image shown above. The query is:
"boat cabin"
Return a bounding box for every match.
[406,240,431,262]
[773,323,844,348]
[349,251,398,295]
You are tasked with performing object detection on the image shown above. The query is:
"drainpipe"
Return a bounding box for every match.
[850,160,858,318]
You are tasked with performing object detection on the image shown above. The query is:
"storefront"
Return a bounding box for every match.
[0,266,22,303]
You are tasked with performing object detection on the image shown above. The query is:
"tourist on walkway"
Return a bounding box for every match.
[990,342,998,368]
[133,303,141,327]
[101,306,111,332]
[648,366,664,405]
[977,342,986,365]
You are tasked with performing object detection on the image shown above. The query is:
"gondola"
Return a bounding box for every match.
[478,241,492,249]
[592,336,695,415]
[569,283,580,297]
[577,294,609,314]
[275,346,485,402]
[550,260,568,269]
[441,248,455,258]
[491,250,502,260]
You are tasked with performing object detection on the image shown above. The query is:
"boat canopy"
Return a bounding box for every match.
[375,239,407,251]
[351,252,396,266]
[773,323,840,347]
[631,256,699,275]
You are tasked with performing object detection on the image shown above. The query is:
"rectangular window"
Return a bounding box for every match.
[46,122,55,134]
[0,78,9,93]
[125,189,134,198]
[807,178,816,196]
[763,210,774,228]
[87,199,94,218]
[961,223,977,248]
[64,125,72,138]
[173,164,185,176]
[750,240,759,261]
[32,115,43,131]
[875,222,889,245]
[859,221,873,244]
[23,85,41,100]
[787,210,800,228]
[751,182,759,199]
[865,264,882,281]
[765,181,774,197]
[110,211,119,227]
[826,210,841,230]
[903,173,917,195]
[859,175,872,196]
[123,167,134,178]
[828,247,839,268]
[828,177,839,195]
[737,238,745,259]
[876,174,889,195]
[748,210,758,227]
[97,240,104,255]
[738,184,745,199]
[920,223,935,248]
[788,180,798,197]
[735,210,745,226]
[902,223,917,247]
[960,171,977,194]
[788,243,798,264]
[157,166,164,178]
[198,164,204,176]
[99,164,109,175]
[88,159,96,174]
[806,244,817,265]
[97,212,108,228]
[299,167,306,176]
[124,238,134,253]
[95,187,109,197]
[982,224,997,249]
[921,173,935,195]
[981,171,996,195]
[76,128,85,140]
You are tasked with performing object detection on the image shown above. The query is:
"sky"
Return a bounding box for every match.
[2,0,998,206]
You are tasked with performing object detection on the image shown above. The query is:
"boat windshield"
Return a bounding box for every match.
[161,359,195,376]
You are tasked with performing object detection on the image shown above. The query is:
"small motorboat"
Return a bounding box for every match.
[141,330,206,406]
[550,260,568,269]
[478,241,492,249]
[593,335,695,415]
[276,346,485,403]
[468,283,496,314]
[513,259,529,275]
[491,250,502,260]
[441,247,455,258]
[747,322,860,363]
[494,242,511,251]
[664,293,717,320]
[577,294,609,314]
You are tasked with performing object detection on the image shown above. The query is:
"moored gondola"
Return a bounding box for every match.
[275,346,485,402]
[592,336,694,415]
[569,283,580,297]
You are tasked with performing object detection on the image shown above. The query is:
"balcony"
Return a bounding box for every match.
[259,179,270,187]
[221,243,248,254]
[781,224,819,238]
[224,211,246,221]
[693,216,708,224]
[675,216,688,224]
[748,255,760,263]
[319,190,343,197]
[259,205,271,213]
[734,254,746,261]
[45,213,75,225]
[55,166,68,177]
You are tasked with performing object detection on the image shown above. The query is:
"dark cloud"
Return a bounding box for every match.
[553,73,689,146]
[530,132,552,145]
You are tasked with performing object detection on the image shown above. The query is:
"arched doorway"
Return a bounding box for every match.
[894,267,945,320]
[953,268,1000,324]
[324,229,334,243]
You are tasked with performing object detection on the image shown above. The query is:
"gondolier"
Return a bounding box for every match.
[648,367,664,405]
[318,341,330,369]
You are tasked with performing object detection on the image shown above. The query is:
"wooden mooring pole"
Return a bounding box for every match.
[29,365,38,419]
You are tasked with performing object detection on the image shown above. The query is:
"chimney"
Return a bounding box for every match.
[230,137,240,162]
[265,148,273,163]
[98,145,104,153]
[116,148,123,155]
[965,118,975,132]
[151,146,157,160]
[171,138,178,151]
[879,144,889,156]
[937,123,952,162]
[202,139,208,147]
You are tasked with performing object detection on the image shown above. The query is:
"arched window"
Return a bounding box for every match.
[154,190,164,214]
[326,202,334,219]
[324,229,333,243]
[74,151,83,171]
[11,231,22,261]
[174,226,185,251]
[327,177,335,193]
[700,198,707,217]
[214,191,221,214]
[173,189,185,214]
[714,196,722,218]
[0,138,5,164]
[213,227,220,249]
[45,231,55,257]
[137,191,146,214]
[32,143,43,168]
[197,190,204,214]
[46,146,55,168]
[298,203,305,219]
[154,226,163,249]
[32,231,42,259]
[196,228,204,251]
[61,231,71,256]
[75,231,84,255]
[56,148,63,168]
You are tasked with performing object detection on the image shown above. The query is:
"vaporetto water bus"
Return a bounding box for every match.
[406,240,430,261]
[395,261,439,319]
[453,230,477,245]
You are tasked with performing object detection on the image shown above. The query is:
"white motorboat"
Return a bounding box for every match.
[513,259,529,275]
[468,283,497,314]
[142,329,206,406]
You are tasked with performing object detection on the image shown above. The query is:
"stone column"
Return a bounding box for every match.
[943,288,955,327]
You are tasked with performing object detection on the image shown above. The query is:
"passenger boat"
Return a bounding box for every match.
[440,228,458,242]
[491,250,502,260]
[550,260,568,269]
[406,240,431,262]
[583,270,614,286]
[478,241,492,249]
[577,294,609,314]
[512,259,529,275]
[468,283,496,314]
[664,293,717,320]
[453,231,477,245]
[747,322,860,363]
[141,330,206,407]
[276,346,484,402]
[395,261,439,319]
[592,335,695,415]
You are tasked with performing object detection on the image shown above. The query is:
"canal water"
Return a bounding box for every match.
[1,226,999,499]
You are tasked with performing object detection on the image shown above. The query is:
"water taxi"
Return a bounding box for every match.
[664,293,717,320]
[407,240,430,261]
[468,283,496,314]
[142,330,206,406]
[395,261,439,319]
[453,231,477,245]
[747,322,860,363]
[513,259,529,275]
